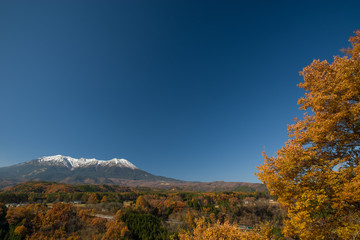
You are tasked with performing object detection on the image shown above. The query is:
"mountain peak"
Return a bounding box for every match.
[0,155,178,185]
[37,155,137,169]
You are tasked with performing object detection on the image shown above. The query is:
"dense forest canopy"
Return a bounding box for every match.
[0,181,281,239]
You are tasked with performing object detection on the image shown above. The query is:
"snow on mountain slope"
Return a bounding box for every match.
[37,155,137,170]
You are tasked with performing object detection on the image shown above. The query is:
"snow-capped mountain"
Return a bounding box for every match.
[37,155,137,170]
[0,155,178,185]
[0,155,267,192]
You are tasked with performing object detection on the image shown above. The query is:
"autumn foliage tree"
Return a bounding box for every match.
[102,210,130,240]
[257,30,360,239]
[178,217,274,240]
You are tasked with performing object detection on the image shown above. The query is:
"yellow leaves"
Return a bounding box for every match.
[90,217,107,233]
[67,236,81,240]
[135,195,150,212]
[295,51,360,147]
[5,203,118,239]
[14,225,26,237]
[343,30,360,59]
[100,195,108,203]
[179,217,276,240]
[114,209,125,221]
[335,223,360,240]
[6,206,26,225]
[184,209,195,229]
[179,217,240,240]
[88,193,100,204]
[101,205,130,240]
[102,219,130,240]
[257,30,360,239]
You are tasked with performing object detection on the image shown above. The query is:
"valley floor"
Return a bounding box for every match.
[0,181,284,239]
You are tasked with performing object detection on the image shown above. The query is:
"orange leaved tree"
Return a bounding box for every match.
[257,30,360,239]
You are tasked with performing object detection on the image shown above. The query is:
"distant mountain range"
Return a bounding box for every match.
[0,155,176,184]
[0,155,266,192]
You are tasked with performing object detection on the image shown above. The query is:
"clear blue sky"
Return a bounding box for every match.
[1,0,359,182]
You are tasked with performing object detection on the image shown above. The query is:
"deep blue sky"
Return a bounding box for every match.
[1,1,359,182]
